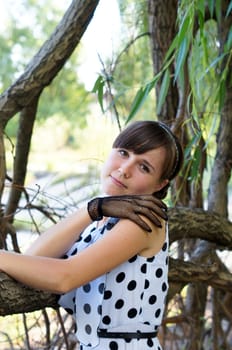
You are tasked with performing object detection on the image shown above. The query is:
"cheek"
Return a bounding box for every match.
[132,174,161,194]
[101,156,116,179]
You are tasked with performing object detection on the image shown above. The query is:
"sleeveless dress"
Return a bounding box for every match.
[58,218,169,350]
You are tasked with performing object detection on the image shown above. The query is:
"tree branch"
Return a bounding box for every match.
[0,0,100,128]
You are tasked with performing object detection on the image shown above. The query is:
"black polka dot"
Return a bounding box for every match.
[106,222,116,230]
[147,256,155,262]
[83,283,91,293]
[127,280,137,291]
[162,282,168,291]
[140,292,144,300]
[116,272,125,283]
[128,308,137,318]
[141,263,147,273]
[162,242,168,251]
[144,279,150,289]
[155,308,161,318]
[98,305,102,315]
[128,255,137,263]
[100,226,106,234]
[85,324,92,334]
[84,234,92,243]
[115,299,124,309]
[147,338,154,347]
[102,315,111,325]
[76,235,83,242]
[109,341,118,350]
[83,303,91,314]
[149,295,157,304]
[125,338,132,343]
[104,290,112,299]
[70,247,77,255]
[155,268,163,278]
[98,283,104,294]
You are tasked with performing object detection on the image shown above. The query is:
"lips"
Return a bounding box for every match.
[110,175,127,188]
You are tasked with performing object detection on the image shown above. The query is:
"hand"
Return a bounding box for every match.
[87,194,168,232]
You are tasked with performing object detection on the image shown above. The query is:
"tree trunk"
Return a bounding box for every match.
[147,0,179,122]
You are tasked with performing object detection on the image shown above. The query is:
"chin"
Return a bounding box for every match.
[104,188,125,196]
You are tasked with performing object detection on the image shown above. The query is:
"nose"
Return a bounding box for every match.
[119,161,132,179]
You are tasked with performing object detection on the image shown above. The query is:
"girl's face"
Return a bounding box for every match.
[101,147,169,196]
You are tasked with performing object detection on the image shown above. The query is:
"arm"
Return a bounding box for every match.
[25,207,91,257]
[26,194,167,257]
[0,219,165,294]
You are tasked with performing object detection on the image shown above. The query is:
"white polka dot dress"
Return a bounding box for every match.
[58,218,169,350]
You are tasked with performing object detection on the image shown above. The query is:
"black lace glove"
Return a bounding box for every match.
[87,194,167,232]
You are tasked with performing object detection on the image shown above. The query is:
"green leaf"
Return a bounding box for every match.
[178,13,191,43]
[156,69,171,114]
[224,26,232,51]
[91,75,105,112]
[175,36,189,81]
[208,0,215,17]
[226,1,232,17]
[218,78,226,112]
[191,147,201,180]
[163,34,179,64]
[91,75,103,93]
[184,132,201,160]
[215,0,222,22]
[126,76,160,123]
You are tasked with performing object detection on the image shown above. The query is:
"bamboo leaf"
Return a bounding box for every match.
[226,1,232,17]
[215,0,221,22]
[218,78,226,112]
[91,75,105,112]
[191,147,201,180]
[178,13,191,44]
[225,27,232,51]
[175,36,189,81]
[157,69,171,114]
[126,76,160,123]
[208,0,215,17]
[163,34,179,64]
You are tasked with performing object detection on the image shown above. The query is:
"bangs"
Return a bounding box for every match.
[113,122,168,154]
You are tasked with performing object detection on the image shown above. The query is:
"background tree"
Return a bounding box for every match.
[0,0,232,349]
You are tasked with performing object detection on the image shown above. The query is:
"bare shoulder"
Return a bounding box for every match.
[139,218,167,257]
[107,216,167,258]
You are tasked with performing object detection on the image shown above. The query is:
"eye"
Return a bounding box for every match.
[139,163,150,173]
[118,148,129,157]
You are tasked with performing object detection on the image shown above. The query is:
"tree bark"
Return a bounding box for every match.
[147,0,179,122]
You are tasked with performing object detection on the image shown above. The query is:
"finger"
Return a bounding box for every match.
[135,210,163,228]
[132,201,168,220]
[132,216,152,232]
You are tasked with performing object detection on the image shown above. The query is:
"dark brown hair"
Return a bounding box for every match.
[113,120,183,199]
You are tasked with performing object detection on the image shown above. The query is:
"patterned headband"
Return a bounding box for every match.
[158,122,179,179]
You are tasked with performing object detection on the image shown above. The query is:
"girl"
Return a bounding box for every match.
[0,120,183,350]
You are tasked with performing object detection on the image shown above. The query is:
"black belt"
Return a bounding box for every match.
[97,329,158,339]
